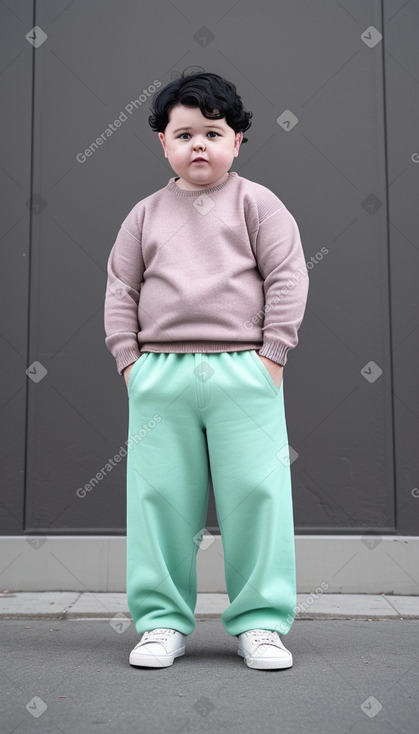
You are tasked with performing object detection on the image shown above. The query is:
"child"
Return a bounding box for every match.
[104,70,309,670]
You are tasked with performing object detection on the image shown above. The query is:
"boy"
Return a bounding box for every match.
[104,70,309,670]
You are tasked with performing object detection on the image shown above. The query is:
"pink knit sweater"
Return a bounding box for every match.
[104,171,309,375]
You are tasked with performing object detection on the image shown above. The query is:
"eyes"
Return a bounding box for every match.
[177,131,221,139]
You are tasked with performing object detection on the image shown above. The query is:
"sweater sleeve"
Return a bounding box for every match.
[255,205,309,366]
[104,215,145,375]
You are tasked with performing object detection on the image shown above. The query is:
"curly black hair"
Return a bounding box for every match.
[148,69,253,143]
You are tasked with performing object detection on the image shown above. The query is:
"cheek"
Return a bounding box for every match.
[171,146,187,160]
[214,145,233,159]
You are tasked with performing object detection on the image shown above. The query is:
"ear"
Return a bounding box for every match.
[233,131,243,156]
[158,132,168,158]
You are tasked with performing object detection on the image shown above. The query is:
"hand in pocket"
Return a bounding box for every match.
[123,362,135,390]
[256,353,284,389]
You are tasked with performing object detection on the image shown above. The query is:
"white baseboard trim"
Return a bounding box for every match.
[1,535,418,594]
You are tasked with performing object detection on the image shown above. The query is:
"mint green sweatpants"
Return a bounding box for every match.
[126,350,296,638]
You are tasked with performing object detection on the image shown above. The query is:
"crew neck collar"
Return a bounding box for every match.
[166,171,238,197]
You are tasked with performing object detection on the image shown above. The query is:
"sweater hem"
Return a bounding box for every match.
[140,340,263,354]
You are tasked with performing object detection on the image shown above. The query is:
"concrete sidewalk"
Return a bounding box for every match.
[1,591,419,619]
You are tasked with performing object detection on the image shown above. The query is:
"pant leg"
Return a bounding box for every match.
[126,352,210,636]
[201,350,297,637]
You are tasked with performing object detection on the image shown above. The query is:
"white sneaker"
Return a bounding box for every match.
[129,628,186,668]
[237,629,293,670]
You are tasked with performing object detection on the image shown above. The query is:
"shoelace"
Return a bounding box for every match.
[245,629,281,646]
[142,628,176,643]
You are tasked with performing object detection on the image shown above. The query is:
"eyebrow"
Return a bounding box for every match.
[172,125,225,134]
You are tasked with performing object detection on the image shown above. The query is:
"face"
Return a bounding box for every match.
[158,104,243,190]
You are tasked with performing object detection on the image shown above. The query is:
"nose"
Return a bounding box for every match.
[193,136,206,150]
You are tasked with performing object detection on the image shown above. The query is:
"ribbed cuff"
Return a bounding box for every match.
[116,346,142,375]
[258,340,289,366]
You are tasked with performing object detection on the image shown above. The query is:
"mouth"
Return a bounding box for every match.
[192,158,208,163]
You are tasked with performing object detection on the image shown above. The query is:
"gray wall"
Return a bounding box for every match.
[1,0,418,538]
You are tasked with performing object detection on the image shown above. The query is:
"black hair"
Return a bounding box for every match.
[148,69,253,143]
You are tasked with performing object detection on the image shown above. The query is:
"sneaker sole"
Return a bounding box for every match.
[129,645,185,668]
[237,649,293,670]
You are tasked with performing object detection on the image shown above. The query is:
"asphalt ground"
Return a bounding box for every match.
[2,617,419,734]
